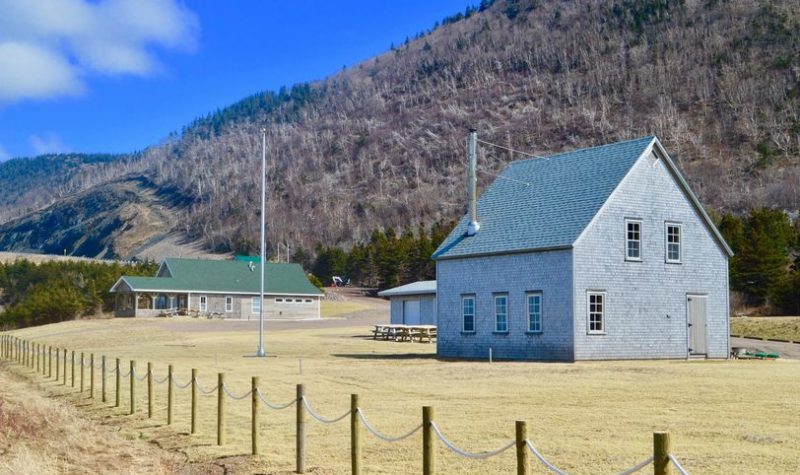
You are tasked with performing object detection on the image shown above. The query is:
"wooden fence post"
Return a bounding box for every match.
[89,353,94,398]
[115,358,120,407]
[191,368,197,435]
[423,406,434,475]
[217,372,225,446]
[130,360,136,415]
[252,376,259,456]
[147,362,154,418]
[48,345,53,376]
[516,421,529,475]
[101,355,107,402]
[56,347,61,381]
[36,343,40,373]
[654,432,672,475]
[351,394,361,475]
[296,383,306,474]
[80,352,84,392]
[62,349,67,385]
[167,364,174,425]
[71,351,75,387]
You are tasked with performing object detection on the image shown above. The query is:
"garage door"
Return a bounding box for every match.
[403,300,421,325]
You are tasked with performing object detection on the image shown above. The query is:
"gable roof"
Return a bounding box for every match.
[377,280,437,297]
[433,136,733,260]
[111,258,323,295]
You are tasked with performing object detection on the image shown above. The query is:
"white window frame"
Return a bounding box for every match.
[199,295,208,312]
[665,222,682,264]
[526,292,542,333]
[587,291,606,335]
[625,219,642,261]
[251,297,261,314]
[462,295,475,333]
[224,296,233,313]
[494,294,508,333]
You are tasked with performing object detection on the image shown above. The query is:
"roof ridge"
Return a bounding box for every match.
[508,135,655,166]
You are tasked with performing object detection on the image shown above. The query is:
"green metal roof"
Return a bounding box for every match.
[114,258,323,295]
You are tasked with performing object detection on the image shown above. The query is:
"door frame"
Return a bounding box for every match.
[686,293,708,357]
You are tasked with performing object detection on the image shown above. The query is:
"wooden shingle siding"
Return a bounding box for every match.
[572,151,729,360]
[433,136,730,361]
[436,249,574,361]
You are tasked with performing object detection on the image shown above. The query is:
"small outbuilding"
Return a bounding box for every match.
[110,258,323,320]
[378,280,437,325]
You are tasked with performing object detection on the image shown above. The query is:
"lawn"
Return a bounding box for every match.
[731,316,800,342]
[3,317,799,475]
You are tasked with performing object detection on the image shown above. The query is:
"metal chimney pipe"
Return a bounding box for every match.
[467,130,480,236]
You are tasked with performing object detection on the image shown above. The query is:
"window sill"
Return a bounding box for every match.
[587,331,606,336]
[665,260,682,265]
[492,331,510,335]
[461,331,476,336]
[625,258,642,262]
[525,331,543,336]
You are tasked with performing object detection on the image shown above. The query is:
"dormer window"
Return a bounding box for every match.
[625,219,642,261]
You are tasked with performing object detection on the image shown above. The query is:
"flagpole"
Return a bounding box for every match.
[256,128,267,357]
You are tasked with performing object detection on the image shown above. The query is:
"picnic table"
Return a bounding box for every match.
[372,324,437,343]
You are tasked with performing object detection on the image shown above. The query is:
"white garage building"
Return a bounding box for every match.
[378,280,437,325]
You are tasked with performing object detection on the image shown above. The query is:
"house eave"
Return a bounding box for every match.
[433,245,573,261]
[112,286,322,297]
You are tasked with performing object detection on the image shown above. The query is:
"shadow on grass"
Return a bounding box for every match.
[331,353,437,360]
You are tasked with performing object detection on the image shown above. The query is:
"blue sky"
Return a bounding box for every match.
[0,0,472,160]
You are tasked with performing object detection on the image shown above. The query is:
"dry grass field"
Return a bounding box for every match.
[0,360,186,474]
[731,317,800,342]
[2,306,799,475]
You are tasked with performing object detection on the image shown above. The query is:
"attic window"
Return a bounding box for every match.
[625,219,642,261]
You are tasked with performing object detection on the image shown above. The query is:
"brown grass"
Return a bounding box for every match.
[731,317,800,342]
[5,318,800,474]
[0,361,184,474]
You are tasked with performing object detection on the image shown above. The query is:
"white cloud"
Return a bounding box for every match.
[0,0,199,103]
[30,133,71,155]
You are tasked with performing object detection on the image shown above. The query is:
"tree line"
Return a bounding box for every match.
[0,260,157,329]
[306,209,799,316]
[306,221,454,290]
[719,209,799,315]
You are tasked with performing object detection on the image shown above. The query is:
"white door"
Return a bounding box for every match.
[687,295,708,355]
[403,300,421,325]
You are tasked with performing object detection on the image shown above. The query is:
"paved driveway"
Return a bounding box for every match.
[731,337,800,360]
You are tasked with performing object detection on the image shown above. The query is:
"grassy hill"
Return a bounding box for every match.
[0,0,797,257]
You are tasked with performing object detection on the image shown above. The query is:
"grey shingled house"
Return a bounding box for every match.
[110,258,323,320]
[433,136,732,361]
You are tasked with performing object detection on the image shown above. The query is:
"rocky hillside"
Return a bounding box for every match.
[0,0,798,258]
[0,176,190,259]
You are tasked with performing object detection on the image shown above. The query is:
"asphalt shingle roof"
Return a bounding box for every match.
[433,136,656,260]
[118,258,323,295]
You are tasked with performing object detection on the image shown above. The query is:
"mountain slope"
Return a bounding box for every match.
[0,176,189,258]
[0,0,798,258]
